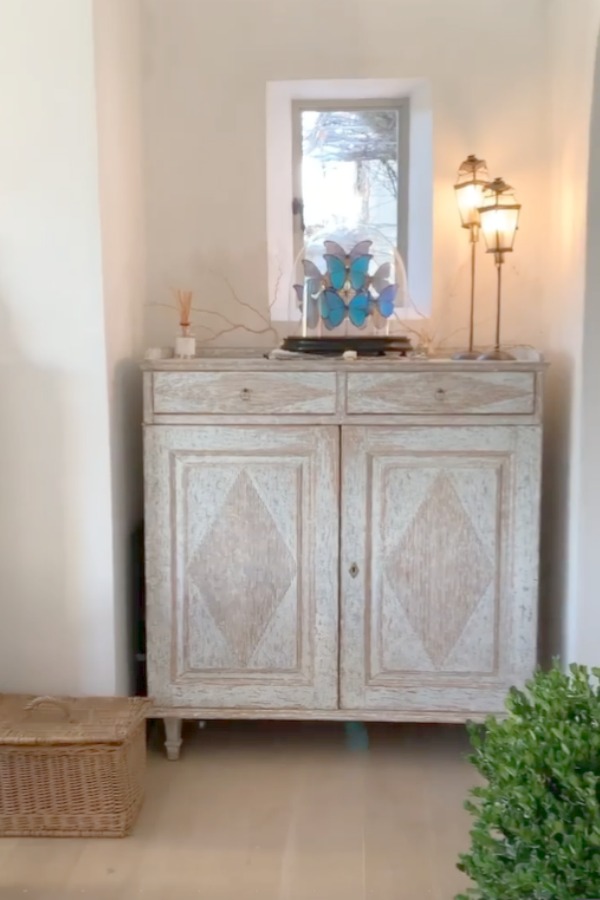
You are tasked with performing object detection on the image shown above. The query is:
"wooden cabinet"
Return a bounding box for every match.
[144,425,339,711]
[143,354,544,759]
[339,426,541,716]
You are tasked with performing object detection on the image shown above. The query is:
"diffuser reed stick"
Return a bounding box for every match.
[173,289,193,333]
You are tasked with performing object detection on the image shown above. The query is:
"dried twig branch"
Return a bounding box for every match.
[188,305,278,343]
[270,262,284,312]
[146,301,220,340]
[393,291,472,355]
[196,268,279,344]
[206,268,276,331]
[191,324,218,339]
[190,306,248,331]
[148,275,280,345]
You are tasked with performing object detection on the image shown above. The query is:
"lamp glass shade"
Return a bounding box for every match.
[479,179,521,254]
[454,155,490,229]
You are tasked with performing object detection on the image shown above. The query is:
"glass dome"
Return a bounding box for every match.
[288,226,409,339]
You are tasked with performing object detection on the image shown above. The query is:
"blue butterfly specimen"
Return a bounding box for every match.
[324,239,373,260]
[324,240,373,291]
[370,262,391,293]
[293,241,397,332]
[293,284,320,328]
[321,289,370,329]
[293,259,324,329]
[371,283,398,319]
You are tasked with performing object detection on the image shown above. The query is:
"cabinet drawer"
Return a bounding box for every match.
[152,371,337,415]
[346,371,536,416]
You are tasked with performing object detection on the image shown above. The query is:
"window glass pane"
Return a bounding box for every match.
[300,107,399,251]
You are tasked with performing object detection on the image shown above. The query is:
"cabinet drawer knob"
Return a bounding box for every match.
[240,388,251,400]
[349,563,360,578]
[435,388,446,400]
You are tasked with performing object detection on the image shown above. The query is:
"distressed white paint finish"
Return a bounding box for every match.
[346,371,536,416]
[164,717,182,761]
[150,705,497,724]
[143,352,544,375]
[152,371,337,415]
[340,426,542,716]
[144,361,544,426]
[144,424,339,713]
[143,356,543,756]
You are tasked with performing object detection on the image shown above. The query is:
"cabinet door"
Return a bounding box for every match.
[145,426,339,711]
[340,426,541,717]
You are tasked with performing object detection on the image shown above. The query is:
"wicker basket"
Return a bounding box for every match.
[0,694,151,838]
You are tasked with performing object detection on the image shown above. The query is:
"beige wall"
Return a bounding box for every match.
[541,0,600,665]
[94,0,146,692]
[0,0,147,696]
[0,0,117,693]
[0,0,598,695]
[572,4,600,667]
[141,0,552,354]
[138,0,600,666]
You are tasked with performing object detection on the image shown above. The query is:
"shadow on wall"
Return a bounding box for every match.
[109,355,144,695]
[575,23,600,668]
[538,352,573,667]
[0,296,82,693]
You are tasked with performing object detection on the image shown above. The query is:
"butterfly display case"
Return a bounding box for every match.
[284,228,411,355]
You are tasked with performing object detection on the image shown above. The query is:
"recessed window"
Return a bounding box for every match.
[266,79,432,321]
[292,99,409,264]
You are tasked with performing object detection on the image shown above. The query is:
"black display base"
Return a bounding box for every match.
[281,335,412,357]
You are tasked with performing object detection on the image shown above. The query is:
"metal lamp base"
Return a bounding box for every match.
[478,349,515,361]
[452,349,480,360]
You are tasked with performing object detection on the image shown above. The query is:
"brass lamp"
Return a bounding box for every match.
[453,154,490,359]
[477,177,521,361]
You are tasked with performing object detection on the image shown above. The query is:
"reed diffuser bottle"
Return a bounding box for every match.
[173,289,195,359]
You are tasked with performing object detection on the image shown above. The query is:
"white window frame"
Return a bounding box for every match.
[266,79,433,322]
[290,97,410,270]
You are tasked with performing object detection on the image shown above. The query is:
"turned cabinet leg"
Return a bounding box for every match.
[164,717,183,761]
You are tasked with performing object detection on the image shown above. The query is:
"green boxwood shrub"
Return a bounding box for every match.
[457,663,600,900]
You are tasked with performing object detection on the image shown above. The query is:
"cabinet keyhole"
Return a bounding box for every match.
[349,563,359,578]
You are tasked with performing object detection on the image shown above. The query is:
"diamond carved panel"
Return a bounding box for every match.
[187,471,297,666]
[385,474,494,666]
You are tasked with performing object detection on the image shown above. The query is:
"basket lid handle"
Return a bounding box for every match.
[24,697,73,721]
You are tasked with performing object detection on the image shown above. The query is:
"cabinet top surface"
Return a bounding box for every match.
[142,349,545,374]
